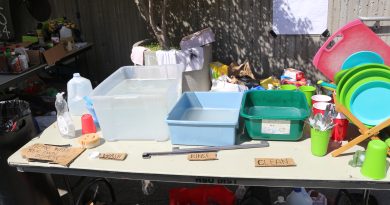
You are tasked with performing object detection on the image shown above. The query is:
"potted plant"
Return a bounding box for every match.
[134,0,212,91]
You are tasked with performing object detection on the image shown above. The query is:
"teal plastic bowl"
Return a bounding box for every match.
[341,51,384,70]
[350,81,390,126]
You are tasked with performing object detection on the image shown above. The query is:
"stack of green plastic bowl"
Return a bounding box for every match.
[335,63,390,126]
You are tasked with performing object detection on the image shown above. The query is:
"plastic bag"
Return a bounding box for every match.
[0,100,37,149]
[0,100,31,133]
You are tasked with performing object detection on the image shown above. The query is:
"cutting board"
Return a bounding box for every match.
[313,19,390,81]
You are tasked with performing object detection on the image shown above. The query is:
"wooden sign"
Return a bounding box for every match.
[21,144,85,167]
[98,153,127,161]
[255,158,296,167]
[187,152,218,161]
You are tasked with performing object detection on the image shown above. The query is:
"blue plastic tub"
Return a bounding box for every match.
[166,92,243,146]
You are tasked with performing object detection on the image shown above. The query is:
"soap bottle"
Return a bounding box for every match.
[67,73,93,116]
[286,188,313,205]
[55,92,76,138]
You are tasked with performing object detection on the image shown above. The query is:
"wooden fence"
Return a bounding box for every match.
[11,0,390,82]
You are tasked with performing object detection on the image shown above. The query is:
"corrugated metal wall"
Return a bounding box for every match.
[12,0,390,82]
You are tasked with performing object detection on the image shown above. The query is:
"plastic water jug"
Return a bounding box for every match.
[286,188,313,205]
[67,73,93,116]
[60,26,72,40]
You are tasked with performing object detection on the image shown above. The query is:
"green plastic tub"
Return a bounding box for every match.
[240,90,310,141]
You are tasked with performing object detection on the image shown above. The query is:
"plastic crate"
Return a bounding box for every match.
[90,64,184,141]
[166,92,243,146]
[240,90,310,141]
[169,185,235,205]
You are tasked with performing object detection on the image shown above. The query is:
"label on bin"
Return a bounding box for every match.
[261,120,290,135]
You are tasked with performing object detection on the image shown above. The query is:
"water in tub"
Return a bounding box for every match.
[181,108,238,123]
[98,79,178,140]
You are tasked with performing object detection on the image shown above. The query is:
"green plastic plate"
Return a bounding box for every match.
[339,68,390,106]
[344,76,390,110]
[336,63,390,102]
[350,81,390,126]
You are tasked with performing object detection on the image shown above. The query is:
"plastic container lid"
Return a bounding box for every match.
[293,188,301,192]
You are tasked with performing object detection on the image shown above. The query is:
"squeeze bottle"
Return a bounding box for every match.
[55,92,75,138]
[67,73,93,115]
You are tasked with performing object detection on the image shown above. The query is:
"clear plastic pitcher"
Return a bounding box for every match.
[67,73,93,116]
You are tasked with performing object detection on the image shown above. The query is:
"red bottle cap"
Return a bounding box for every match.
[81,114,96,134]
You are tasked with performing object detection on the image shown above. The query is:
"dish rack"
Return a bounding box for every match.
[331,93,390,157]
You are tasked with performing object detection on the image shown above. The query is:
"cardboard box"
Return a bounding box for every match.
[26,50,44,65]
[42,43,68,66]
[0,56,8,72]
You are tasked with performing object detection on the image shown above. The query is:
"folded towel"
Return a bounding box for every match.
[156,50,177,65]
[131,46,150,65]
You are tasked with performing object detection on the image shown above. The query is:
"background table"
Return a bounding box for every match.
[0,43,93,90]
[0,63,48,90]
[8,117,390,190]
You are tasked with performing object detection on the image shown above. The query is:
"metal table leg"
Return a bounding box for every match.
[363,189,371,205]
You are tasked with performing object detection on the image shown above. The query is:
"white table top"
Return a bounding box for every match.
[8,117,390,189]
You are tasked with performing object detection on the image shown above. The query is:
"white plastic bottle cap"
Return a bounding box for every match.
[73,73,81,77]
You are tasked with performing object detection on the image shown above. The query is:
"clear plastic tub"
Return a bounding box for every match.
[90,64,184,141]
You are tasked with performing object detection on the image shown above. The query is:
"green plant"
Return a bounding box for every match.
[144,42,162,51]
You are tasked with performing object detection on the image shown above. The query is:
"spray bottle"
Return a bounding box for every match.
[55,92,75,138]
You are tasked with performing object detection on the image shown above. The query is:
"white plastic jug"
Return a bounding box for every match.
[286,188,313,205]
[67,73,93,116]
[60,26,72,40]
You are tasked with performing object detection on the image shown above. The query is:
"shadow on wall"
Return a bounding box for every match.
[166,0,327,81]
